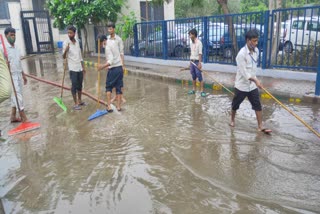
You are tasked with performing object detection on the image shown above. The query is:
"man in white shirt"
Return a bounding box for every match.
[188,29,206,97]
[63,25,86,110]
[107,23,126,104]
[230,29,271,134]
[1,27,28,123]
[98,35,123,112]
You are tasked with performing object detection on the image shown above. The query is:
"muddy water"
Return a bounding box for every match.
[0,55,320,214]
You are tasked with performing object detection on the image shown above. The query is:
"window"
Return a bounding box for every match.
[0,0,10,20]
[32,0,46,11]
[292,20,305,30]
[307,21,320,32]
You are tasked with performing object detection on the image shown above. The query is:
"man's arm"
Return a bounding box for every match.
[22,71,27,85]
[198,41,203,69]
[98,47,113,70]
[119,37,125,68]
[62,42,69,59]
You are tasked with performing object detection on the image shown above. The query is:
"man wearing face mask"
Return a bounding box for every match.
[63,25,86,110]
[0,27,28,123]
[229,29,271,134]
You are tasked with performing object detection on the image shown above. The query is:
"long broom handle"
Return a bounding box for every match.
[190,61,234,95]
[97,39,101,109]
[60,55,67,99]
[262,87,320,138]
[0,34,22,112]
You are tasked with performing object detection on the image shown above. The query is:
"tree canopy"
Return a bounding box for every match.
[47,0,124,30]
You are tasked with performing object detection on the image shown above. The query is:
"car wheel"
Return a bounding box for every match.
[139,48,146,57]
[223,47,233,59]
[174,46,183,57]
[284,41,293,53]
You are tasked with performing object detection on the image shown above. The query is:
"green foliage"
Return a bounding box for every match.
[175,0,241,18]
[115,11,137,40]
[285,0,319,8]
[240,0,268,13]
[175,0,219,18]
[47,0,124,30]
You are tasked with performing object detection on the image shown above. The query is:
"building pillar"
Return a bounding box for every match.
[8,2,26,56]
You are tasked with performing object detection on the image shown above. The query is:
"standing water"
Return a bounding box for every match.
[0,55,319,214]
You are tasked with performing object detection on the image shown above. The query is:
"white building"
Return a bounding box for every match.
[0,0,175,56]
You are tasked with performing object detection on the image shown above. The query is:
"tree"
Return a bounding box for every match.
[47,0,123,55]
[115,12,137,41]
[269,0,282,64]
[216,0,238,60]
[240,0,268,13]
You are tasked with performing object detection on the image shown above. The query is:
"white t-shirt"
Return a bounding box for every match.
[105,41,122,68]
[107,34,124,55]
[0,40,22,74]
[63,39,83,72]
[234,45,259,92]
[190,38,202,60]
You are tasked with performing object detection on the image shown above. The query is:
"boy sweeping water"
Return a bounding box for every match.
[98,35,124,112]
[188,29,206,97]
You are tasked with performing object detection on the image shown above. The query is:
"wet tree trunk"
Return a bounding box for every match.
[217,0,238,61]
[83,26,89,58]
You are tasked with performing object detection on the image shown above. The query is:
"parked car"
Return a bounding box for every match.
[184,23,226,55]
[282,16,320,53]
[219,25,285,59]
[273,22,288,52]
[219,26,249,59]
[132,31,187,57]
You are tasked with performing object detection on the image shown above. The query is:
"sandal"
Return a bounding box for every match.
[11,118,22,123]
[79,102,87,106]
[201,92,207,97]
[260,128,272,135]
[73,105,82,110]
[188,90,195,94]
[106,105,113,113]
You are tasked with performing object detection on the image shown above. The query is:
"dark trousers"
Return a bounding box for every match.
[69,71,83,95]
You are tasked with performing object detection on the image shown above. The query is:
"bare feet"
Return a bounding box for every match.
[229,121,235,127]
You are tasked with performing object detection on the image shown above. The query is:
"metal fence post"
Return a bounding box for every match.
[133,24,139,57]
[262,11,269,69]
[315,54,320,96]
[203,17,208,63]
[162,21,168,60]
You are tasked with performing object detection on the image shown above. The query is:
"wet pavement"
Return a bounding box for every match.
[0,54,320,213]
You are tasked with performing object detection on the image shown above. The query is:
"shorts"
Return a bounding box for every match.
[106,66,123,94]
[190,61,203,82]
[69,70,83,95]
[231,88,262,111]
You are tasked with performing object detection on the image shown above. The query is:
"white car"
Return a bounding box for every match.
[283,16,320,52]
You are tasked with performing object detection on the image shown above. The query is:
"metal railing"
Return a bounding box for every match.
[132,5,320,71]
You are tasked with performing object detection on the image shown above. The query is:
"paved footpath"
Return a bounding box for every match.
[84,55,319,104]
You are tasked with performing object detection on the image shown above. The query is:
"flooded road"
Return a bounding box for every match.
[0,55,320,214]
